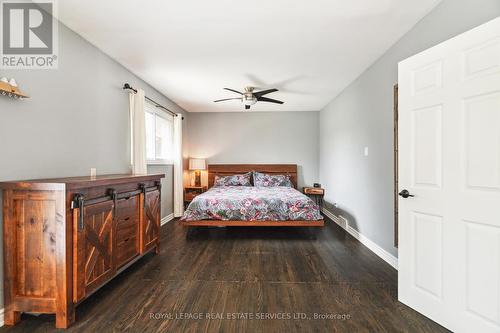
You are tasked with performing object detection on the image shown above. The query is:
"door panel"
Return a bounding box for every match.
[74,200,114,302]
[463,37,500,80]
[11,191,58,299]
[398,17,500,333]
[411,104,442,188]
[464,221,500,325]
[464,92,500,191]
[411,60,443,95]
[412,212,443,299]
[141,189,160,253]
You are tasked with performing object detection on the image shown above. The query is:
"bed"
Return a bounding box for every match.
[180,164,324,227]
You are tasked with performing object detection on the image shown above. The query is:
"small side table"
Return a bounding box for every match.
[303,187,325,208]
[184,186,207,209]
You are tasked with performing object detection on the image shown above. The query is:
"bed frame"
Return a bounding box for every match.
[180,164,324,227]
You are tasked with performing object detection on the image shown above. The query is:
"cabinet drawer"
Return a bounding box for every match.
[116,217,137,241]
[304,188,324,195]
[116,235,138,268]
[116,195,139,219]
[185,192,199,201]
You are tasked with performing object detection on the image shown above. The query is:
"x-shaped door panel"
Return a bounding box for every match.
[141,190,160,253]
[74,200,114,302]
[83,214,112,283]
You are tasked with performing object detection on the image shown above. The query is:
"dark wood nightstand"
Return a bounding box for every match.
[184,186,207,208]
[303,187,325,208]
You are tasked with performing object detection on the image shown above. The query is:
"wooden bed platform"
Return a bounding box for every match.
[180,220,325,227]
[181,164,324,227]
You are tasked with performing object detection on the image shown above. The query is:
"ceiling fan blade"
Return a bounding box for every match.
[245,105,251,110]
[254,88,278,97]
[224,88,243,95]
[214,98,242,102]
[256,96,284,104]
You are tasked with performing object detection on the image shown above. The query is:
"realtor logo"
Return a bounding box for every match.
[1,0,58,69]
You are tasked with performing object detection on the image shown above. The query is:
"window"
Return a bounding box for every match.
[145,102,174,164]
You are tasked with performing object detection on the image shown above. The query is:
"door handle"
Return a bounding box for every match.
[71,194,85,230]
[108,188,117,218]
[140,183,147,208]
[398,189,414,198]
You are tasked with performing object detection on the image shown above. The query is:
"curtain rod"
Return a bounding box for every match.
[123,83,183,119]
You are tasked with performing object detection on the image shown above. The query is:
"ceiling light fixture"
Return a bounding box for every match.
[214,86,283,110]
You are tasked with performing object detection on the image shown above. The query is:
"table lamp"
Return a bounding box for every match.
[189,158,206,187]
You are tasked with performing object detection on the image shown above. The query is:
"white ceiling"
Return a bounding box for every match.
[57,0,441,112]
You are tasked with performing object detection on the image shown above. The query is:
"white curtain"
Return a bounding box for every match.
[173,114,184,217]
[129,89,147,174]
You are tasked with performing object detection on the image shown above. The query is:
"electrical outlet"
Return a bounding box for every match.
[90,168,97,178]
[364,146,369,157]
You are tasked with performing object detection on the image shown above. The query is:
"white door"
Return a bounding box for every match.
[398,17,500,333]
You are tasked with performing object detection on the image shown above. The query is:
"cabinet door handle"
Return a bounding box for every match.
[109,188,118,218]
[140,183,147,208]
[72,194,85,230]
[77,195,85,230]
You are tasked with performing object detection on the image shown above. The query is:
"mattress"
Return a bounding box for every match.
[181,186,322,221]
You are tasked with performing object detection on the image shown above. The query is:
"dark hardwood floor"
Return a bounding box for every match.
[0,217,448,332]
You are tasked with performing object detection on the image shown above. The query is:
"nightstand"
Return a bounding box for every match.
[303,187,325,208]
[184,186,207,208]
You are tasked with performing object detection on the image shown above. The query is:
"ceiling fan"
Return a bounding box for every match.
[214,87,284,110]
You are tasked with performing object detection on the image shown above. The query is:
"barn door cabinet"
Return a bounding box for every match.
[0,174,164,328]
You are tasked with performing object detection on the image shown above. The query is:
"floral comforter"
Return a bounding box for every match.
[182,186,322,221]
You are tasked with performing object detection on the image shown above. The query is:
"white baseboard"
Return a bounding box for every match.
[161,213,175,226]
[322,208,398,270]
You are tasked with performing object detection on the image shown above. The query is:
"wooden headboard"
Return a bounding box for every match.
[207,164,298,188]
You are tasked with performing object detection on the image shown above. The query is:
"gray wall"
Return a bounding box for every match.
[187,111,319,189]
[319,0,500,257]
[0,21,188,309]
[148,165,174,218]
[0,21,188,215]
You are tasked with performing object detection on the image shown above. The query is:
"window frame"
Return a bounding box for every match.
[145,101,174,165]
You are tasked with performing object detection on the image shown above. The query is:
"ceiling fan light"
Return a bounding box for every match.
[243,95,257,105]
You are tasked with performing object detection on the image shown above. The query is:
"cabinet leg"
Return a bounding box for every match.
[55,307,75,329]
[4,310,21,325]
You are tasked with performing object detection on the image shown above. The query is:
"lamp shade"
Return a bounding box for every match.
[189,158,206,170]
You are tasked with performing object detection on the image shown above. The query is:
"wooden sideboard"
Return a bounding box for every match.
[0,173,164,328]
